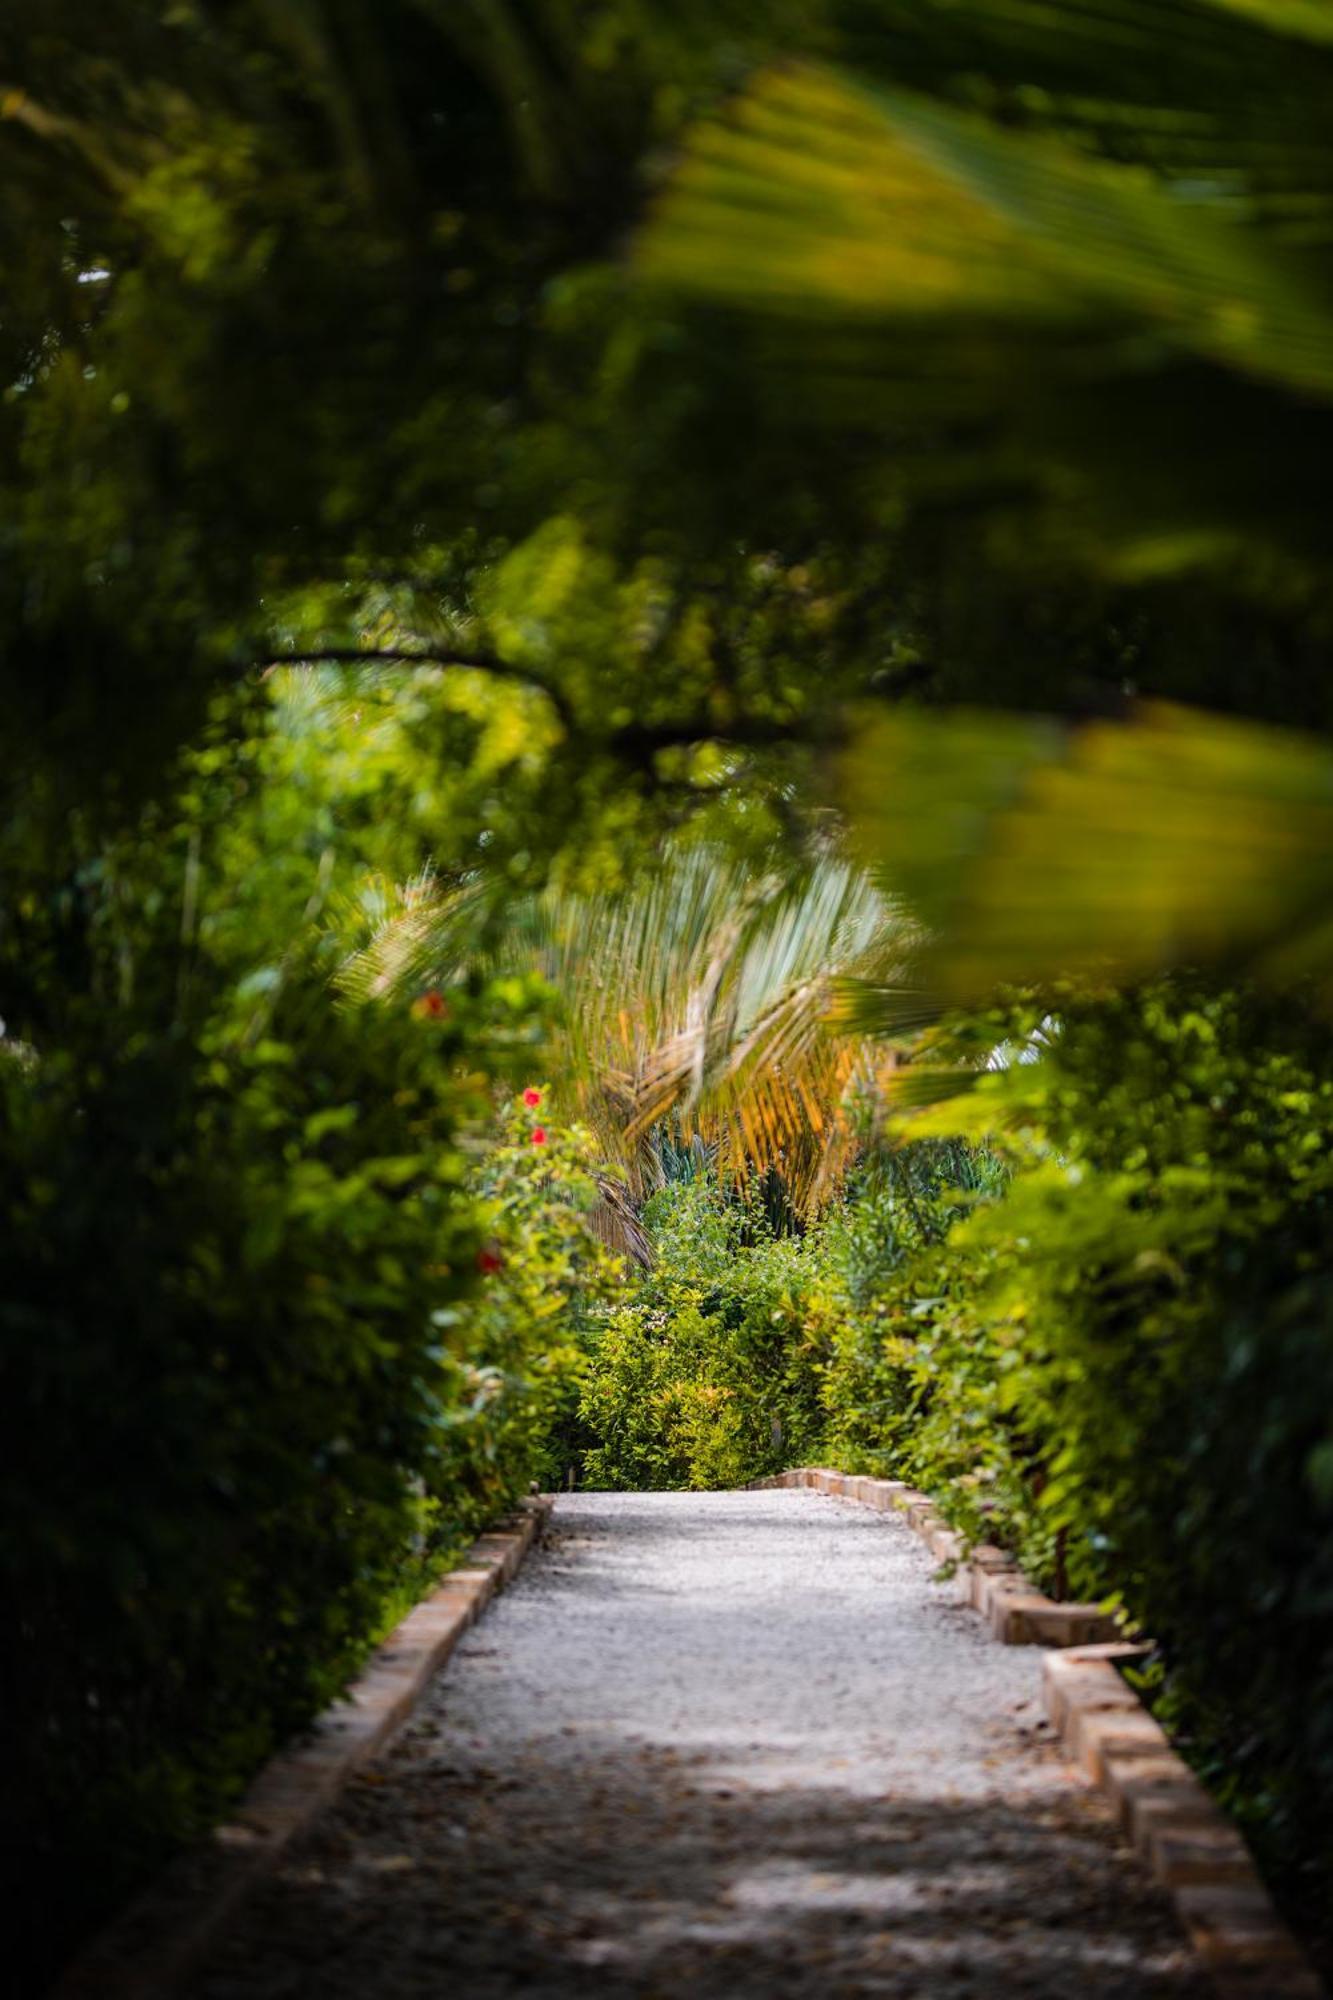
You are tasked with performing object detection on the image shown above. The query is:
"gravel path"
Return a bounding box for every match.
[196,1490,1209,1998]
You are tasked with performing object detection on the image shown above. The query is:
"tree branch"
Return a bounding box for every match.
[609,713,841,763]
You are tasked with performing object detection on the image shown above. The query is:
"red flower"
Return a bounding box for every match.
[522,1086,543,1107]
[531,1127,547,1146]
[414,989,448,1021]
[476,1246,503,1275]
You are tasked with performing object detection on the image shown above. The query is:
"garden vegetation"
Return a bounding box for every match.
[3,0,1333,1985]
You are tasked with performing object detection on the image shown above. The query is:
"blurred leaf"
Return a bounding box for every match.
[640,30,1333,575]
[842,699,1333,998]
[645,64,1333,396]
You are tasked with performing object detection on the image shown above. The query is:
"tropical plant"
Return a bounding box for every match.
[833,699,1333,1014]
[341,841,928,1218]
[641,0,1333,587]
[580,1175,832,1490]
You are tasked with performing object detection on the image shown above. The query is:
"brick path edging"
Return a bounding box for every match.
[54,1496,553,2000]
[758,1467,1325,1999]
[1043,1645,1323,1997]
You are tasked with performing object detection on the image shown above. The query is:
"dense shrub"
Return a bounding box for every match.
[462,1089,626,1499]
[580,1180,829,1489]
[0,963,500,1972]
[822,986,1333,1904]
[0,678,596,1986]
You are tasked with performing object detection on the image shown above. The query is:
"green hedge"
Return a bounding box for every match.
[1,968,488,1978]
[0,674,602,1990]
[580,1180,829,1489]
[824,988,1333,1914]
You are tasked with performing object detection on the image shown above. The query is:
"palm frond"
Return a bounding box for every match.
[639,16,1333,577]
[841,699,1333,999]
[338,842,924,1212]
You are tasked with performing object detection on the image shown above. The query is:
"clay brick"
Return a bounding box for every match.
[1146,1814,1255,1889]
[989,1588,1056,1644]
[972,1563,1025,1617]
[1128,1782,1230,1860]
[1042,1655,1139,1737]
[437,1569,495,1621]
[1070,1704,1170,1783]
[927,1527,964,1565]
[1104,1753,1210,1835]
[1174,1881,1317,1986]
[970,1544,1017,1572]
[1022,1601,1121,1648]
[1060,1640,1152,1668]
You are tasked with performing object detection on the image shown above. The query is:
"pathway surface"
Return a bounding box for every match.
[197,1491,1209,1998]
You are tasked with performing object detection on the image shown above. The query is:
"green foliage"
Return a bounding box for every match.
[840,700,1333,1005]
[0,957,510,1969]
[463,1088,627,1497]
[642,5,1333,585]
[0,671,589,1985]
[578,1149,994,1493]
[580,1181,830,1489]
[826,984,1333,1898]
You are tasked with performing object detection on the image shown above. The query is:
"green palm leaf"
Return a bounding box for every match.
[638,11,1333,575]
[340,844,922,1211]
[644,64,1333,394]
[841,699,1333,999]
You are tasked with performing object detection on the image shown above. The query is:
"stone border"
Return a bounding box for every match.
[757,1468,1325,1999]
[1046,1646,1323,1999]
[55,1496,553,2000]
[751,1466,1120,1646]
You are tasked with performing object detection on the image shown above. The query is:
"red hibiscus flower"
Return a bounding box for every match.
[531,1127,548,1146]
[522,1086,543,1107]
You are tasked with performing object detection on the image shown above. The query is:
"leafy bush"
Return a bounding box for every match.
[580,1180,829,1489]
[462,1088,627,1498]
[0,961,504,1971]
[823,986,1333,1903]
[0,677,590,1986]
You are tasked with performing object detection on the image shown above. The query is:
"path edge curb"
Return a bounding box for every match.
[1043,1646,1323,1997]
[53,1495,554,2000]
[753,1467,1325,1998]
